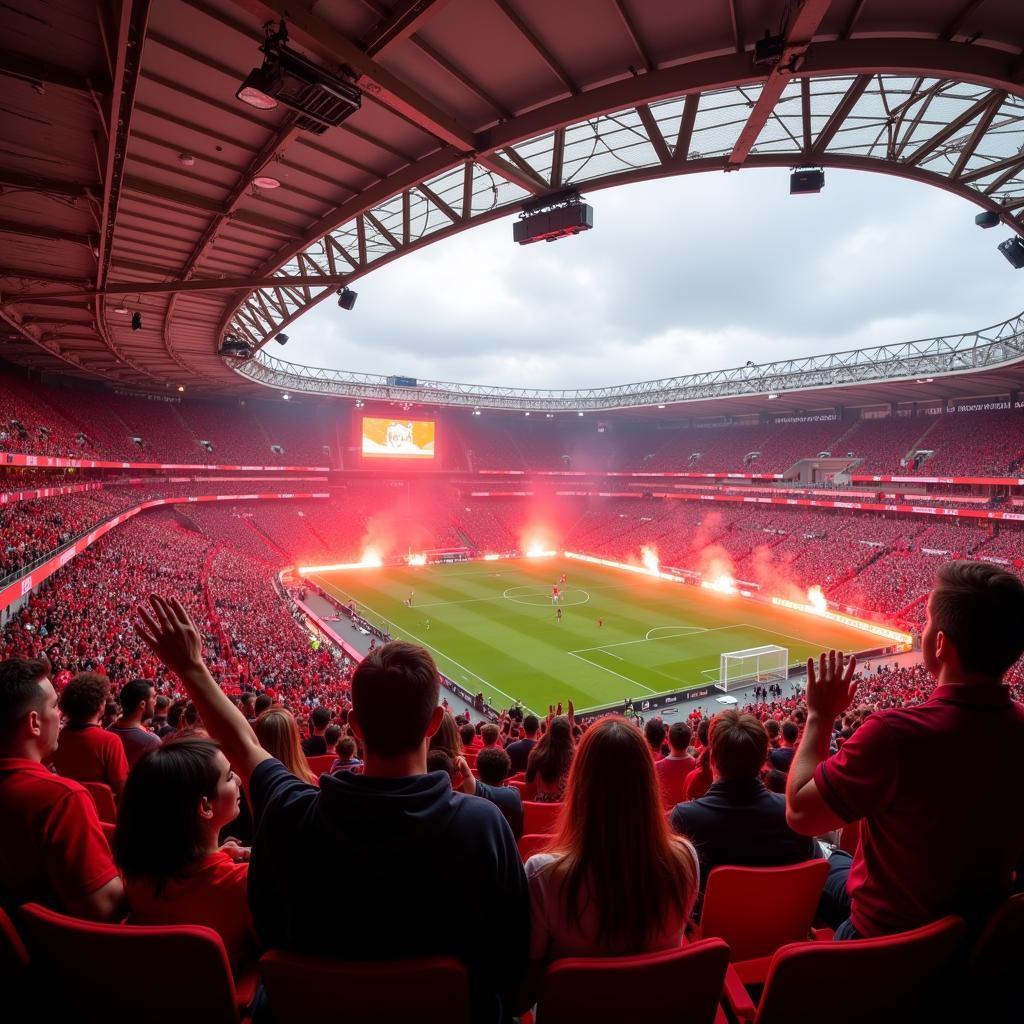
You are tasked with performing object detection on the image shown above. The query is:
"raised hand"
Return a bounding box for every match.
[806,650,858,722]
[135,595,204,677]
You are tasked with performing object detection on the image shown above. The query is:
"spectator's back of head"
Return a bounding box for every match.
[927,561,1024,679]
[459,722,476,747]
[254,707,315,784]
[429,712,461,760]
[324,724,342,748]
[310,706,332,733]
[764,769,788,794]
[781,720,799,745]
[336,736,357,760]
[709,710,768,781]
[522,714,539,737]
[481,723,499,746]
[668,722,691,753]
[476,746,511,786]
[351,641,441,758]
[59,672,110,725]
[254,694,273,716]
[644,718,666,751]
[426,748,454,780]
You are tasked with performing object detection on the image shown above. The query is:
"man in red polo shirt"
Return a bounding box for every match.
[51,672,129,798]
[656,722,696,808]
[787,561,1024,939]
[0,657,123,919]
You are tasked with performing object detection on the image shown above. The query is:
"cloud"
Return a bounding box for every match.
[282,167,1018,388]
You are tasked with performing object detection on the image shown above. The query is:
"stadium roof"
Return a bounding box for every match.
[1,0,1023,400]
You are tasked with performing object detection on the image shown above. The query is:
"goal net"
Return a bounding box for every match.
[720,645,789,692]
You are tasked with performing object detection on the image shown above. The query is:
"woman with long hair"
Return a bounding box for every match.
[525,717,699,977]
[525,715,574,802]
[113,738,256,973]
[253,706,316,784]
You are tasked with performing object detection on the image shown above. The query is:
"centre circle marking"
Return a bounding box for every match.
[503,585,590,608]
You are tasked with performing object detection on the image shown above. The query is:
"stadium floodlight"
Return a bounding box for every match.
[998,237,1024,269]
[790,167,824,194]
[753,30,786,66]
[720,645,789,691]
[236,21,361,133]
[975,211,999,229]
[130,312,142,331]
[514,187,593,245]
[275,333,289,345]
[337,286,357,310]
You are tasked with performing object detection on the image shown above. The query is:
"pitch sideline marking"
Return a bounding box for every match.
[314,577,530,713]
[567,650,657,695]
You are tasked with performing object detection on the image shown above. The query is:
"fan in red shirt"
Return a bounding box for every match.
[655,722,697,809]
[787,561,1024,939]
[113,736,257,974]
[50,672,129,799]
[0,657,123,920]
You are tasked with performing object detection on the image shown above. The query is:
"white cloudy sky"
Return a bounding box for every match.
[282,167,1023,389]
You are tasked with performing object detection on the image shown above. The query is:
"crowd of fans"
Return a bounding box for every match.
[1,560,1022,1021]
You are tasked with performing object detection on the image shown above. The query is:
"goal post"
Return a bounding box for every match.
[720,645,789,692]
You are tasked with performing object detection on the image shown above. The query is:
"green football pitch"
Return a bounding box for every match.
[312,558,886,714]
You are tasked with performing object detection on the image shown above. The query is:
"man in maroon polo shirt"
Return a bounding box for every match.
[787,561,1024,939]
[0,657,123,919]
[51,671,129,798]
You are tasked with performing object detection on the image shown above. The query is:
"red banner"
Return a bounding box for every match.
[2,452,330,472]
[0,482,105,505]
[0,492,330,612]
[853,474,1024,486]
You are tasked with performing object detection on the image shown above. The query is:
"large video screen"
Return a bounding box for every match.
[361,417,436,460]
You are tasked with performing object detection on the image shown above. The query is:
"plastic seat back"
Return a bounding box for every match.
[700,860,829,962]
[0,905,31,1021]
[968,893,1024,1019]
[82,781,118,824]
[259,951,470,1023]
[522,800,562,835]
[837,818,861,855]
[538,938,731,1024]
[517,833,553,862]
[754,915,967,1024]
[19,902,240,1024]
[306,754,336,775]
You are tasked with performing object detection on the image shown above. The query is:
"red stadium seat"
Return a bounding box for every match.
[306,754,336,775]
[258,951,470,1024]
[698,861,829,984]
[517,833,553,862]
[82,781,118,825]
[967,893,1024,1019]
[724,915,967,1024]
[18,903,247,1024]
[507,779,527,796]
[0,905,30,1013]
[536,938,731,1024]
[522,801,562,835]
[837,818,861,855]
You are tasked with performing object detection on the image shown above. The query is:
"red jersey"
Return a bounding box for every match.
[51,723,129,796]
[0,758,119,911]
[655,754,697,808]
[126,851,256,972]
[815,683,1024,936]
